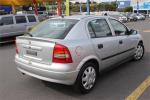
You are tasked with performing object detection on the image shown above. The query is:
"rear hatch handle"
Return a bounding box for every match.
[23,45,42,51]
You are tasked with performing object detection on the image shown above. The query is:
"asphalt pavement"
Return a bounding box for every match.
[0,18,150,100]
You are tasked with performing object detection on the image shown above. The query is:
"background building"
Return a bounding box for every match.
[131,0,150,14]
[117,0,131,9]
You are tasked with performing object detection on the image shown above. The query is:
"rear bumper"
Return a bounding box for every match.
[15,56,79,85]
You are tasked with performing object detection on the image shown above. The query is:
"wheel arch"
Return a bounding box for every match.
[76,55,100,72]
[139,40,143,44]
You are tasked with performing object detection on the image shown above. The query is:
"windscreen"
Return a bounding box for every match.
[29,19,78,39]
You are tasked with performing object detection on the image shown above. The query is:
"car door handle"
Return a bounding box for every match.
[98,44,103,49]
[119,40,123,44]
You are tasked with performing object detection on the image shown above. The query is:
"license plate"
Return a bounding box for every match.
[26,50,37,56]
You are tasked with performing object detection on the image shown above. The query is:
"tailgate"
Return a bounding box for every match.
[16,36,55,65]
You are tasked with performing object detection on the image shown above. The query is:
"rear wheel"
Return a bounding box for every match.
[133,43,144,61]
[74,62,98,94]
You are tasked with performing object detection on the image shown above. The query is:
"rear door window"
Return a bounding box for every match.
[88,19,112,38]
[15,16,27,24]
[27,15,36,22]
[29,19,78,39]
[0,16,14,25]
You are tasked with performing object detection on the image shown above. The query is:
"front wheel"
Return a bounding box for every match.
[133,43,144,61]
[74,62,98,94]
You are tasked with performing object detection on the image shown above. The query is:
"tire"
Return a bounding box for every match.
[133,43,144,61]
[74,62,98,94]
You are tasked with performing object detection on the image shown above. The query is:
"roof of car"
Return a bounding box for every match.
[52,15,110,20]
[0,14,36,18]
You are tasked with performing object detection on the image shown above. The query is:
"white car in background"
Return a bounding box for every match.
[0,14,39,44]
[136,13,145,20]
[118,14,128,23]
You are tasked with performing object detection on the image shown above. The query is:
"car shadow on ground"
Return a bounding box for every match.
[0,42,15,49]
[42,81,81,96]
[40,52,150,98]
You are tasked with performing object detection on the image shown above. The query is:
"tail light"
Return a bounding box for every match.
[15,40,19,54]
[53,44,73,63]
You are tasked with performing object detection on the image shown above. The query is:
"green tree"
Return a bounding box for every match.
[123,6,133,12]
[90,4,96,12]
[97,3,105,11]
[97,2,117,11]
[82,4,87,12]
[71,5,80,12]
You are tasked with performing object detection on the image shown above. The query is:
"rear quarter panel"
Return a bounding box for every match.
[56,39,100,71]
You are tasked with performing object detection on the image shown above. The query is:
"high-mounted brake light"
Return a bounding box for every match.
[53,44,73,63]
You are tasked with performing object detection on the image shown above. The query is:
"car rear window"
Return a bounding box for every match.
[0,16,14,25]
[15,16,27,24]
[29,19,78,39]
[27,15,36,22]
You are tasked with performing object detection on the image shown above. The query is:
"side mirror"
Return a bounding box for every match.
[126,29,137,35]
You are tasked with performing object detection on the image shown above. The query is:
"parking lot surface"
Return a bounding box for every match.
[0,18,150,100]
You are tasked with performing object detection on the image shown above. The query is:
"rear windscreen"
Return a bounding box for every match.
[29,19,78,39]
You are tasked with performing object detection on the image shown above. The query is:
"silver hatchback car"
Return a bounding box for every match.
[15,15,144,93]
